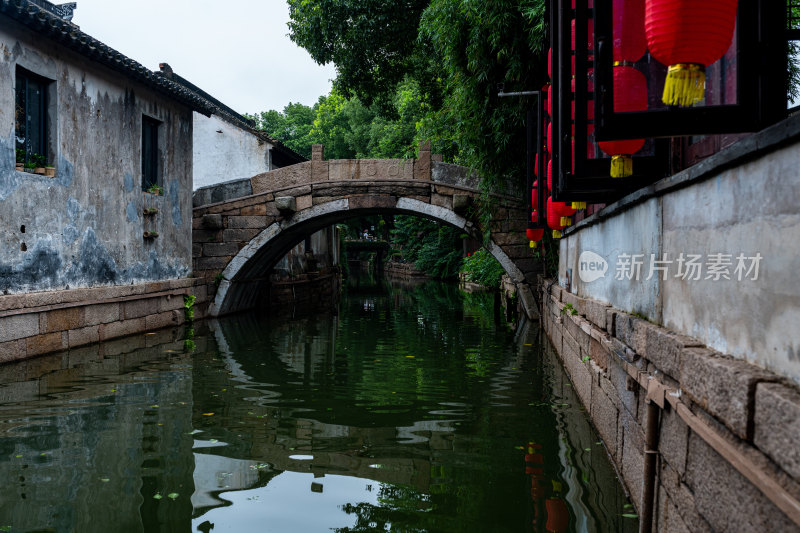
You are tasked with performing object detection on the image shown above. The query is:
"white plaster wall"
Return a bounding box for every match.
[559,197,662,322]
[193,113,272,190]
[559,139,800,383]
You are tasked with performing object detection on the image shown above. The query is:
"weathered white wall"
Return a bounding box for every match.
[0,19,194,293]
[193,113,272,190]
[559,123,800,383]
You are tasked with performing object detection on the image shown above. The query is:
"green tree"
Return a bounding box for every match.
[287,0,431,109]
[246,102,317,159]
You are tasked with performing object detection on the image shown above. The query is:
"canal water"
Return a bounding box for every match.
[0,276,637,532]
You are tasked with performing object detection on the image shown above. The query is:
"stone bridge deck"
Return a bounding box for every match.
[192,143,539,317]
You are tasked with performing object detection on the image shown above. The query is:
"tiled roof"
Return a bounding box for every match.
[0,0,215,115]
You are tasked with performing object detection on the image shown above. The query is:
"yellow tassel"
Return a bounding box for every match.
[552,230,562,239]
[610,155,633,178]
[662,63,705,107]
[571,202,586,210]
[529,240,537,249]
[560,216,572,227]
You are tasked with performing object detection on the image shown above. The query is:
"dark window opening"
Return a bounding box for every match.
[141,116,160,190]
[15,67,51,167]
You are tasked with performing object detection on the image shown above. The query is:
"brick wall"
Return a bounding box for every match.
[540,278,800,532]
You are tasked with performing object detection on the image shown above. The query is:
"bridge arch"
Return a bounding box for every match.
[209,196,525,316]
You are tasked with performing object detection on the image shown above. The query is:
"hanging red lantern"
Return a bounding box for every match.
[526,227,544,248]
[598,66,647,177]
[572,19,594,54]
[613,0,646,64]
[645,0,737,107]
[547,197,565,238]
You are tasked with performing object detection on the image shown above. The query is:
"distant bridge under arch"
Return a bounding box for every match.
[192,144,540,318]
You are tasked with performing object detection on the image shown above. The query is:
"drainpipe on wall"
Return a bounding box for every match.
[640,396,660,533]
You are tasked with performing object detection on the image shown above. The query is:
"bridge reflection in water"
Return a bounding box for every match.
[0,278,635,532]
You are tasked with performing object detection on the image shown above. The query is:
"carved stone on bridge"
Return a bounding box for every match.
[275,196,297,215]
[414,140,431,181]
[453,194,470,213]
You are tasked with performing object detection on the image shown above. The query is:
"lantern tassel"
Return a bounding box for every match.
[560,216,572,227]
[571,202,586,210]
[662,63,705,107]
[552,230,562,239]
[529,240,537,249]
[610,155,633,178]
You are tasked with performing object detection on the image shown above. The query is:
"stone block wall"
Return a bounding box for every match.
[540,278,800,532]
[0,278,214,365]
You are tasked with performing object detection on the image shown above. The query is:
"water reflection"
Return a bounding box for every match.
[0,278,636,532]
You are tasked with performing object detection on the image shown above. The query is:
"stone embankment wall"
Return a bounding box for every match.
[544,115,800,532]
[0,279,215,364]
[541,279,800,532]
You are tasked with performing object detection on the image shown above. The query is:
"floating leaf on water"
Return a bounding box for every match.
[15,455,22,458]
[202,413,214,416]
[153,493,163,500]
[0,526,12,532]
[514,446,524,450]
[624,504,634,509]
[405,356,415,359]
[584,448,591,451]
[621,513,638,519]
[146,332,156,335]
[99,477,110,482]
[150,405,159,409]
[163,350,177,353]
[167,493,179,500]
[209,439,218,443]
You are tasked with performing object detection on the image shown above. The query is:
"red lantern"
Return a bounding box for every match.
[572,19,594,53]
[547,197,565,238]
[645,0,737,107]
[598,66,647,177]
[613,0,646,64]
[526,227,544,246]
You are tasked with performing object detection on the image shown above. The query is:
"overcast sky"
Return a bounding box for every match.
[71,0,337,115]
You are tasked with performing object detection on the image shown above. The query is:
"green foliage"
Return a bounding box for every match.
[459,249,505,288]
[183,294,196,321]
[287,0,430,109]
[561,303,577,316]
[391,215,462,279]
[146,184,164,195]
[15,148,25,163]
[246,102,317,159]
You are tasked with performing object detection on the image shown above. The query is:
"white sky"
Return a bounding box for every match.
[71,0,337,115]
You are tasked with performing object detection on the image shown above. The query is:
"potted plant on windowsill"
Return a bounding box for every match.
[44,165,55,178]
[15,148,24,171]
[23,162,35,174]
[146,184,164,196]
[30,153,47,175]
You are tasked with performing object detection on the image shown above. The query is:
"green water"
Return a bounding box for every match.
[0,276,636,532]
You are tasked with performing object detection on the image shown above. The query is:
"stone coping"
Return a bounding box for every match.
[564,113,800,236]
[0,278,199,313]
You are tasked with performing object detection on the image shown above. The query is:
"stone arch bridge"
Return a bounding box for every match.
[192,144,540,317]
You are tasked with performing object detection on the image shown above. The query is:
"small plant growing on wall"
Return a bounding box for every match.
[143,231,159,239]
[183,294,196,321]
[143,207,159,215]
[146,184,164,195]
